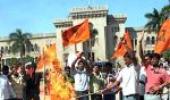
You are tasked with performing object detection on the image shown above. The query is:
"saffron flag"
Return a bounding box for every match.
[62,19,90,47]
[154,19,170,54]
[112,31,133,58]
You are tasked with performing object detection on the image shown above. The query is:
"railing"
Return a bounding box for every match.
[76,91,116,100]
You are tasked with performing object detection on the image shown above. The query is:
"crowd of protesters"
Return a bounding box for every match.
[64,50,170,100]
[0,62,42,100]
[0,33,170,100]
[0,52,169,100]
[64,32,170,100]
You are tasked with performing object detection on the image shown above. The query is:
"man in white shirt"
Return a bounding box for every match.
[0,65,16,100]
[71,52,90,100]
[102,52,140,100]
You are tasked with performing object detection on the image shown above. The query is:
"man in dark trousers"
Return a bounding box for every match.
[23,62,42,100]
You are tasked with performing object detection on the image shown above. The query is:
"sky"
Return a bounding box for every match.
[0,0,168,36]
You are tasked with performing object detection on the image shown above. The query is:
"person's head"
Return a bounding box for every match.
[151,53,161,67]
[2,65,9,75]
[10,65,18,75]
[143,53,152,66]
[93,64,100,74]
[104,62,112,73]
[108,74,116,82]
[17,65,25,75]
[124,52,134,66]
[25,62,35,76]
[64,66,70,75]
[76,59,86,71]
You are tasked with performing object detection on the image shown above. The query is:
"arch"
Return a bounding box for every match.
[146,37,151,44]
[1,47,4,53]
[151,50,154,54]
[147,50,151,54]
[5,46,8,53]
[151,36,155,44]
[8,46,11,53]
[34,43,39,52]
[134,39,137,46]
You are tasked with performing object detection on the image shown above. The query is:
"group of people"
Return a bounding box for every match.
[64,52,117,100]
[64,52,170,100]
[0,33,170,100]
[0,62,42,100]
[63,32,170,100]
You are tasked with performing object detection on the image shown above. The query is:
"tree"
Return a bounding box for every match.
[9,29,33,58]
[161,4,170,19]
[145,8,164,32]
[145,3,170,33]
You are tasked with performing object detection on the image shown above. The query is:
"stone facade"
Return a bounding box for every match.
[0,6,157,66]
[0,33,56,64]
[127,27,156,54]
[54,6,127,63]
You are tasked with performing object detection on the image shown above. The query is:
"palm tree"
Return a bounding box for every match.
[161,4,170,19]
[9,29,33,58]
[145,8,164,32]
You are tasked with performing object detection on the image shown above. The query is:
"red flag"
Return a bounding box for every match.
[62,19,90,47]
[154,19,170,54]
[112,31,133,58]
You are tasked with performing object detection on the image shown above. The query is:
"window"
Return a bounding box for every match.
[146,37,151,44]
[34,44,39,52]
[134,39,137,46]
[5,46,8,53]
[151,50,154,54]
[147,50,151,54]
[8,46,11,53]
[151,36,155,44]
[1,47,4,53]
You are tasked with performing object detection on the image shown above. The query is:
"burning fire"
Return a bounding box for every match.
[37,44,75,100]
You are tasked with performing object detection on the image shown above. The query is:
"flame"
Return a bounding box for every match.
[37,44,57,70]
[37,44,75,100]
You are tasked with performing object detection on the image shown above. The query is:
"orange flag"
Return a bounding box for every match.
[36,43,57,70]
[112,31,133,58]
[154,19,170,54]
[62,19,90,47]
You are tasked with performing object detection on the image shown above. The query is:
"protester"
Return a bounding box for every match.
[63,66,74,84]
[102,52,140,100]
[89,64,104,100]
[71,52,90,100]
[143,53,169,100]
[136,31,170,100]
[161,66,170,100]
[138,53,152,100]
[10,64,25,100]
[24,62,42,100]
[102,62,116,100]
[0,65,16,100]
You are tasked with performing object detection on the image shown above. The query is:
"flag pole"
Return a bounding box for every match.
[42,47,46,100]
[90,37,93,62]
[89,38,93,100]
[75,44,77,53]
